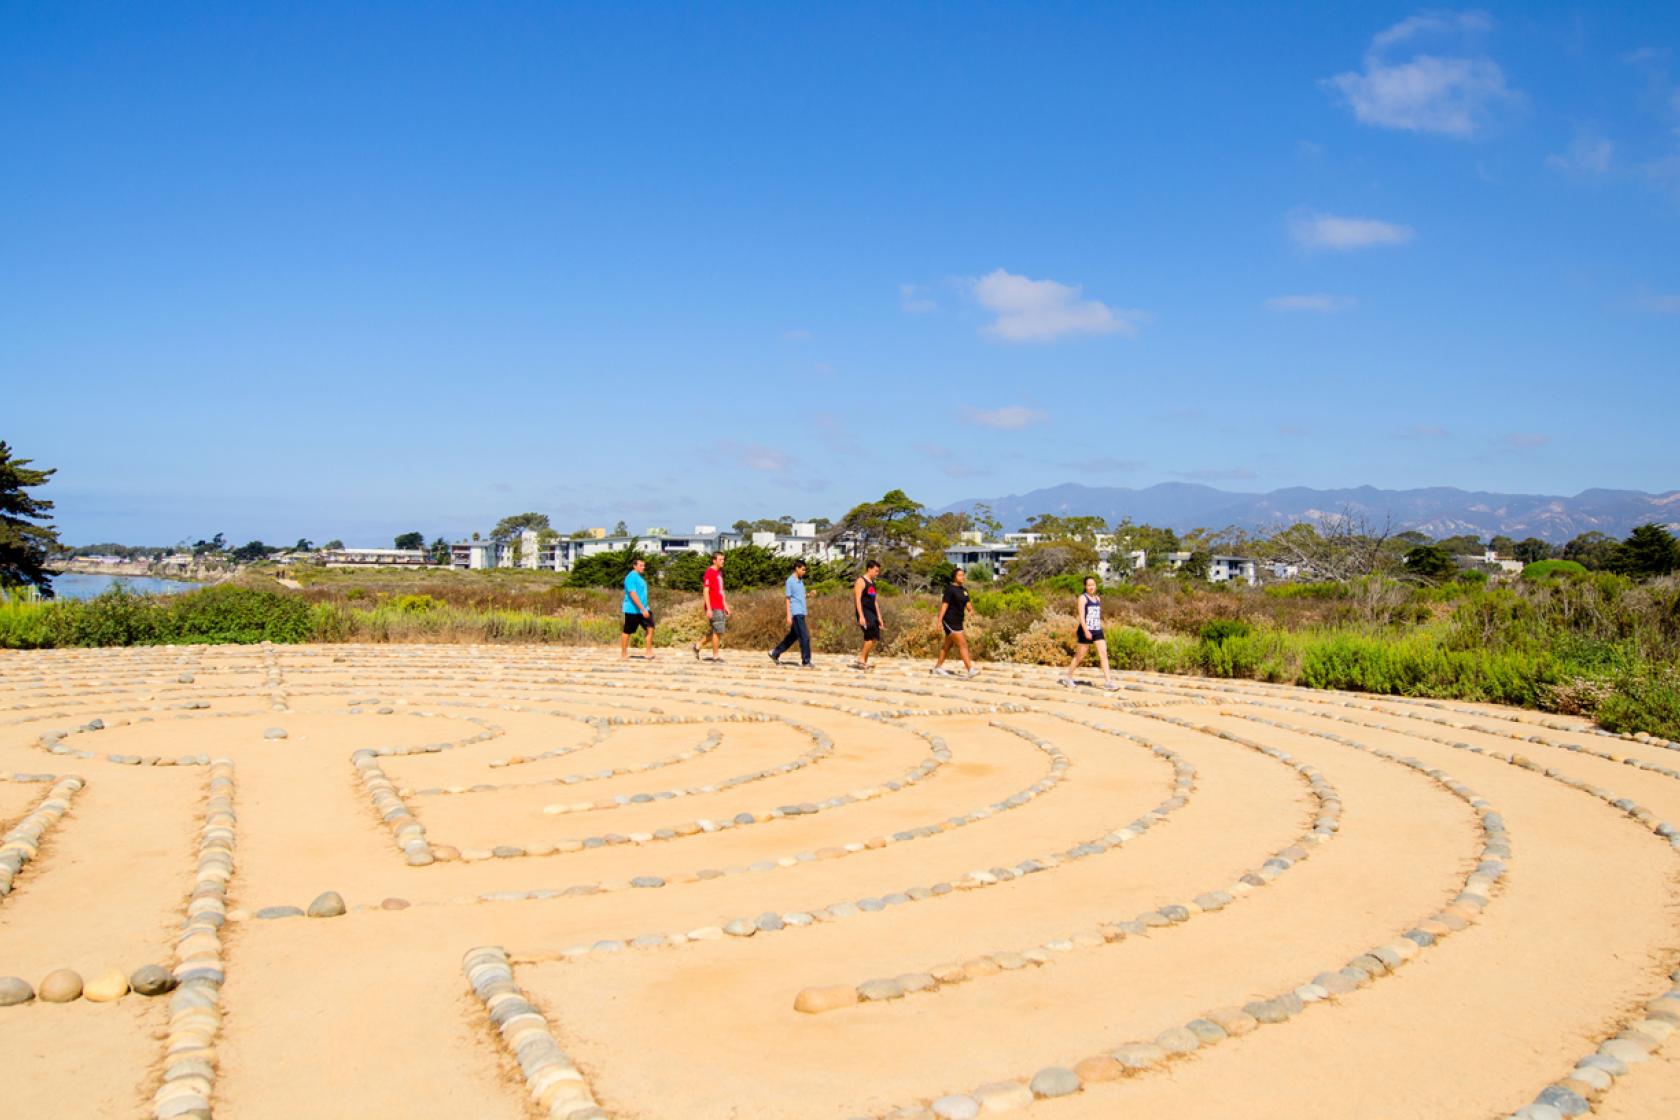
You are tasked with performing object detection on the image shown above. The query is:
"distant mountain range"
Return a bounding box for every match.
[936,484,1680,544]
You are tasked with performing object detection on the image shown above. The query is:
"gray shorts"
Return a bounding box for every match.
[709,609,728,634]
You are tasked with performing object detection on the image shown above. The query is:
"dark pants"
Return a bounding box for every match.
[772,615,811,664]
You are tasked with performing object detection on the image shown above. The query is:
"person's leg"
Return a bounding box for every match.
[1096,638,1113,684]
[620,629,630,659]
[956,632,973,671]
[1065,642,1089,682]
[795,616,811,664]
[644,623,655,658]
[771,624,793,661]
[934,632,951,669]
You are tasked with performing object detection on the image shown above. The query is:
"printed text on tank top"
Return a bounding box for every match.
[1081,594,1102,634]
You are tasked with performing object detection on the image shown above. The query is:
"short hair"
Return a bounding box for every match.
[864,559,882,572]
[632,557,645,567]
[1084,574,1097,585]
[711,551,724,561]
[793,559,807,570]
[953,567,966,577]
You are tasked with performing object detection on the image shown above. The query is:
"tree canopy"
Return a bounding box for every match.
[393,531,425,551]
[1617,523,1680,579]
[0,441,60,594]
[491,513,551,541]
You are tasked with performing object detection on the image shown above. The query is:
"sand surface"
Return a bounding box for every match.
[1,643,1677,1120]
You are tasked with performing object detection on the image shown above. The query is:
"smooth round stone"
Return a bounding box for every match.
[1513,1107,1564,1120]
[0,976,33,1005]
[39,969,83,1002]
[1534,1084,1589,1117]
[931,1095,981,1120]
[794,986,859,1014]
[1112,1042,1167,1070]
[83,967,129,1002]
[1206,1007,1259,1037]
[262,727,288,740]
[1186,1018,1228,1045]
[971,1081,1033,1112]
[307,891,347,918]
[630,876,665,889]
[1028,1067,1079,1099]
[858,978,905,1002]
[380,898,410,911]
[1155,1026,1200,1054]
[1072,1055,1123,1083]
[130,965,177,997]
[1600,1038,1651,1064]
[256,906,305,920]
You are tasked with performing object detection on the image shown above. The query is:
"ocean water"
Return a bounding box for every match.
[48,573,206,601]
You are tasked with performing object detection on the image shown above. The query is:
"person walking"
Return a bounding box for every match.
[851,559,882,670]
[932,567,977,677]
[691,551,730,662]
[1061,575,1118,690]
[619,556,655,660]
[769,560,812,667]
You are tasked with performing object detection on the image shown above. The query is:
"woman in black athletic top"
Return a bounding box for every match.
[932,567,977,677]
[1062,575,1117,690]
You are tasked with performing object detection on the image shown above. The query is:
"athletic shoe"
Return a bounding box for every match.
[1058,677,1076,688]
[964,668,980,679]
[799,662,814,669]
[769,653,780,665]
[691,642,700,661]
[1103,680,1121,691]
[930,666,952,676]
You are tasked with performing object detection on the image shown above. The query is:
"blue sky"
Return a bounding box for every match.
[3,2,1677,545]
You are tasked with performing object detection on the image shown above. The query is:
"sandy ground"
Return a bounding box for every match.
[1,643,1677,1120]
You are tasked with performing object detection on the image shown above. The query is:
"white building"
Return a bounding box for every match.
[322,547,428,568]
[1209,555,1258,585]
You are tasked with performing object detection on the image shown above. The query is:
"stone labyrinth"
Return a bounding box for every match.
[3,645,1680,1120]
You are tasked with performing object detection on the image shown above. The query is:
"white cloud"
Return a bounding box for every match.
[1547,129,1613,174]
[718,442,793,472]
[899,283,937,315]
[970,268,1147,342]
[1289,212,1415,250]
[1325,10,1515,138]
[961,405,1049,431]
[1265,294,1358,312]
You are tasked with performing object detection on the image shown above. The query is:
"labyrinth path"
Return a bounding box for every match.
[2,644,1679,1120]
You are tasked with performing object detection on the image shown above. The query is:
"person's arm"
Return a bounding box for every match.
[631,588,648,616]
[854,577,865,623]
[720,575,730,615]
[785,581,793,625]
[936,593,948,630]
[1076,594,1088,639]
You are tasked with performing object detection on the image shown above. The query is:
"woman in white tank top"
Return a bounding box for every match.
[1061,575,1118,690]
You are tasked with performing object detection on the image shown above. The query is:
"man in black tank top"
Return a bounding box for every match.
[852,559,882,669]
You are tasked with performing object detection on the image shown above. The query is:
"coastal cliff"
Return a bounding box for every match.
[49,557,232,583]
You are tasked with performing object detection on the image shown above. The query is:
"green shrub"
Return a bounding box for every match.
[1522,559,1588,581]
[1198,618,1253,645]
[168,586,314,643]
[1595,669,1680,741]
[393,593,440,613]
[972,587,1045,618]
[46,587,169,646]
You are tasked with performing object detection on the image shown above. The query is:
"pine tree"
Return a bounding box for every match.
[0,441,61,594]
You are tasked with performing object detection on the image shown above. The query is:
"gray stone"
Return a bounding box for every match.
[1028,1067,1080,1098]
[307,891,347,918]
[129,964,177,996]
[1534,1085,1589,1117]
[930,1095,980,1120]
[0,976,33,1005]
[263,727,288,740]
[858,978,904,1002]
[255,905,305,920]
[630,876,665,889]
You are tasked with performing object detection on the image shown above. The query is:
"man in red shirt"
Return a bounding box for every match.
[692,551,731,662]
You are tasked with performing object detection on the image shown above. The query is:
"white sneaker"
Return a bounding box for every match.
[931,666,952,676]
[1058,677,1076,688]
[964,668,980,679]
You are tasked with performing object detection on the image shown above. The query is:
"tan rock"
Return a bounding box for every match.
[38,969,83,1002]
[1073,1055,1124,1083]
[84,968,130,1002]
[793,985,859,1014]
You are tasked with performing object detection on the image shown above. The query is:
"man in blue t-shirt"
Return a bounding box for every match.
[768,560,812,667]
[620,557,655,660]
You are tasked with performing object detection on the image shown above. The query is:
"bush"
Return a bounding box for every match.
[1595,669,1680,741]
[972,587,1044,618]
[169,585,314,643]
[1522,559,1588,581]
[46,587,168,646]
[1198,618,1253,645]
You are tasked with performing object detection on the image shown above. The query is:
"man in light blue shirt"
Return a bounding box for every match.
[768,560,812,667]
[620,557,654,660]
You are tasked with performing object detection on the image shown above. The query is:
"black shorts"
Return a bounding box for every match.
[1076,627,1104,644]
[860,617,881,642]
[943,620,965,635]
[622,612,654,634]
